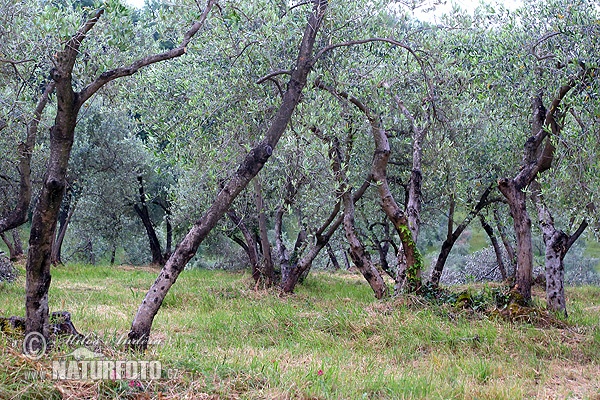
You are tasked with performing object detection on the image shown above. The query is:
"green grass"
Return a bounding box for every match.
[1,264,600,399]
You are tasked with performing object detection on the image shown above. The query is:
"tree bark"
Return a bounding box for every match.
[253,177,275,286]
[134,176,164,266]
[494,208,517,277]
[498,180,533,301]
[325,242,340,270]
[227,209,261,282]
[330,138,388,299]
[129,0,329,350]
[1,232,16,261]
[25,1,216,341]
[51,192,76,266]
[0,82,54,235]
[479,214,507,280]
[394,98,426,241]
[498,75,583,302]
[530,180,587,317]
[153,199,173,258]
[430,184,494,286]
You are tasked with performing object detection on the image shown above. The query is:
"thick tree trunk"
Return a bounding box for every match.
[27,115,78,339]
[479,214,507,280]
[498,180,534,302]
[129,0,329,350]
[25,1,216,342]
[430,185,494,286]
[134,176,164,266]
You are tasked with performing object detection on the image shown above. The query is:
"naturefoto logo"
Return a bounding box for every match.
[22,332,162,381]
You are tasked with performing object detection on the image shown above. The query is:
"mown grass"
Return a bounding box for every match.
[1,263,599,399]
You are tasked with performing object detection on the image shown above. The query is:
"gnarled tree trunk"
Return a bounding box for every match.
[330,138,388,299]
[530,180,587,316]
[498,81,576,302]
[129,0,329,350]
[25,1,216,341]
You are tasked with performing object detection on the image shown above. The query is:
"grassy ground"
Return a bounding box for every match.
[1,263,599,399]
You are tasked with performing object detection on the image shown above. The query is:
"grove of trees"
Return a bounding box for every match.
[1,0,598,349]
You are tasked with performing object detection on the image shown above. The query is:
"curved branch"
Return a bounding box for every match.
[312,37,434,103]
[77,0,216,106]
[530,31,561,61]
[0,81,55,234]
[256,69,292,84]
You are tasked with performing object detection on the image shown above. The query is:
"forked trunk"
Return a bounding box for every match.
[530,180,587,316]
[430,185,493,286]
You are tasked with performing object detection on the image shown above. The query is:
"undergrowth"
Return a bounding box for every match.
[0,264,599,399]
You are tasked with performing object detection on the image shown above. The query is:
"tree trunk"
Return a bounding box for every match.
[498,79,581,302]
[530,180,587,317]
[430,185,494,286]
[110,245,117,266]
[253,177,274,286]
[329,138,388,299]
[0,82,54,235]
[479,214,507,280]
[227,209,261,282]
[129,0,329,350]
[51,190,76,266]
[26,73,81,339]
[153,199,173,259]
[494,208,517,278]
[325,242,340,270]
[25,1,216,342]
[134,176,164,266]
[12,229,24,259]
[394,98,426,242]
[1,232,16,261]
[498,180,534,302]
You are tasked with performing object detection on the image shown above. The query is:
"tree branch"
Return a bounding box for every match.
[77,0,216,106]
[256,69,292,84]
